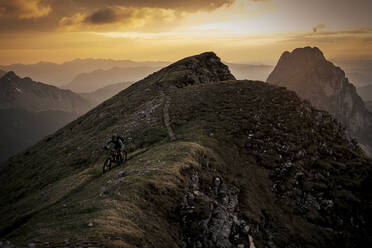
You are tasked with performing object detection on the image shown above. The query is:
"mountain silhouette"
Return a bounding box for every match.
[0,71,91,114]
[267,46,372,156]
[63,66,155,93]
[0,52,371,248]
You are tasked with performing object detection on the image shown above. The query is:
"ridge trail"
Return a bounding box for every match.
[161,93,176,141]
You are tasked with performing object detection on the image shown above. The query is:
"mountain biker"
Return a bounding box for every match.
[104,134,125,163]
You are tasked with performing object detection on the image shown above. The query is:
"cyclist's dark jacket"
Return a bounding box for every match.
[105,138,124,152]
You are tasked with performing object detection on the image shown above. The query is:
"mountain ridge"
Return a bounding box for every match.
[0,52,371,247]
[0,71,91,114]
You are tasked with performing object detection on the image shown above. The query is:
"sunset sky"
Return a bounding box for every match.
[0,0,371,65]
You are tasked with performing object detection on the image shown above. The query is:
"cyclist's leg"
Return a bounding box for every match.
[119,149,124,163]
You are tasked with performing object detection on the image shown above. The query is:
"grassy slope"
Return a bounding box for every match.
[0,54,371,247]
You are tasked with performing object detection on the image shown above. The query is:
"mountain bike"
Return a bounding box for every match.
[102,148,127,174]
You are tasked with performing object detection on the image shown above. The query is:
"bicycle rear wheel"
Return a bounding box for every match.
[103,158,112,174]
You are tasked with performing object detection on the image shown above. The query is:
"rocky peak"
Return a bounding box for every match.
[267,47,372,155]
[1,71,19,81]
[143,52,235,89]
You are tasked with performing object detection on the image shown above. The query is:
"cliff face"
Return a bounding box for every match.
[267,47,372,155]
[0,52,371,248]
[0,71,91,114]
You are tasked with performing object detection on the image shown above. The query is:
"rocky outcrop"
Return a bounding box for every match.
[152,51,236,89]
[267,46,372,155]
[0,71,91,114]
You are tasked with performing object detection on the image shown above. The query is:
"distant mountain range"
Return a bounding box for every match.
[0,59,274,93]
[226,63,273,81]
[0,59,169,87]
[1,57,370,89]
[0,71,91,113]
[80,81,133,106]
[63,66,154,93]
[0,71,92,161]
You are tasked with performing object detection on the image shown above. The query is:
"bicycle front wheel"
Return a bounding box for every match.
[103,158,111,174]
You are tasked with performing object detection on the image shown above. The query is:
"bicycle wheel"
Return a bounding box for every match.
[103,158,111,174]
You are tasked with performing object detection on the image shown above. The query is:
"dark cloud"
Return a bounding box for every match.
[0,0,51,19]
[85,7,119,24]
[70,0,236,13]
[0,0,239,32]
[312,24,326,33]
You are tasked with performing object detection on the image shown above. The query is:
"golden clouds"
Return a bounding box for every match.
[0,0,371,65]
[0,0,236,32]
[70,0,236,13]
[59,7,179,32]
[0,0,51,19]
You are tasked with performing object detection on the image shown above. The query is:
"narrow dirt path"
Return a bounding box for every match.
[162,94,176,141]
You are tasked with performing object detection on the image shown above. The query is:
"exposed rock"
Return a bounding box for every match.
[267,46,372,155]
[117,170,127,178]
[180,176,241,248]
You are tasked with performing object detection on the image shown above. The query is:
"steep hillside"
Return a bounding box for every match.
[0,109,77,162]
[64,67,153,93]
[80,82,133,106]
[267,47,372,156]
[0,52,371,248]
[0,71,91,114]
